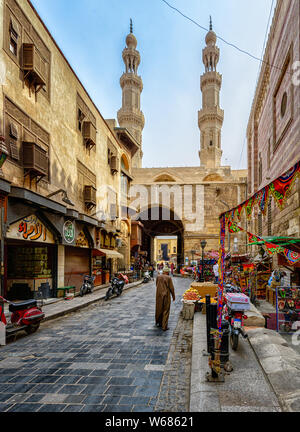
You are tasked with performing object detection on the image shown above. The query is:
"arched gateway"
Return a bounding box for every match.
[135,206,184,266]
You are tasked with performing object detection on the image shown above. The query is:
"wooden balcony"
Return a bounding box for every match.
[110,155,119,174]
[22,43,46,91]
[22,142,48,179]
[83,121,96,149]
[84,185,96,208]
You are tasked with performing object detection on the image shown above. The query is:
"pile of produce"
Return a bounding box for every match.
[198,297,218,304]
[183,288,201,301]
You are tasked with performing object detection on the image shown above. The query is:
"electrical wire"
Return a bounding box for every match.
[160,0,292,76]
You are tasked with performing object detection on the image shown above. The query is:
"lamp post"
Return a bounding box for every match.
[200,240,207,282]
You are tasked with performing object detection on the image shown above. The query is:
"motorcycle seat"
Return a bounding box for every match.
[9,299,37,312]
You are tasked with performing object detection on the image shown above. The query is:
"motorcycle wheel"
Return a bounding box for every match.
[25,323,40,335]
[230,333,239,351]
[105,288,112,301]
[80,285,85,297]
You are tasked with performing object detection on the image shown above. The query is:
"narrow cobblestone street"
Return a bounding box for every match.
[0,277,190,412]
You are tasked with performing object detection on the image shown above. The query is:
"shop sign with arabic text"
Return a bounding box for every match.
[6,215,55,243]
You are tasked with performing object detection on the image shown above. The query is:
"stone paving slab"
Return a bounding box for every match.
[0,277,190,412]
[190,312,282,412]
[247,327,300,412]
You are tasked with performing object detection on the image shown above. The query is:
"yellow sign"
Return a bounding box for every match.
[75,231,89,248]
[6,215,55,243]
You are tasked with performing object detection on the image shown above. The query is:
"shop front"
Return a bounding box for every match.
[5,214,57,300]
[91,228,124,284]
[63,223,93,294]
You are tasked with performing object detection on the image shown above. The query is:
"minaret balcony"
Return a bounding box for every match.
[120,73,143,91]
[117,109,145,129]
[200,72,222,90]
[198,107,224,127]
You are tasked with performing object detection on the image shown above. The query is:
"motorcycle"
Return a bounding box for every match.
[0,296,44,338]
[80,275,95,297]
[223,287,249,351]
[105,273,127,300]
[143,270,151,283]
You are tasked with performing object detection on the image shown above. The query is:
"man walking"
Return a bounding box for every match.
[213,261,219,284]
[155,266,175,331]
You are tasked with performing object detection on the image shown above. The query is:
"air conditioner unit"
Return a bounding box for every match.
[23,142,48,177]
[110,155,119,174]
[83,121,96,149]
[22,43,46,88]
[84,185,96,208]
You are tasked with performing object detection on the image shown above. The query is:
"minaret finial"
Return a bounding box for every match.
[130,18,133,33]
[209,16,212,31]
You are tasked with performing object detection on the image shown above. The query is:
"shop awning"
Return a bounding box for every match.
[96,248,124,259]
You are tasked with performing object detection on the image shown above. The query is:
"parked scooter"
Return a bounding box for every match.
[143,270,152,283]
[80,275,95,297]
[0,296,44,338]
[225,308,248,350]
[223,285,249,351]
[105,273,127,300]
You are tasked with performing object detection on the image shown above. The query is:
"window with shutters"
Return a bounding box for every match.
[4,2,51,101]
[9,18,19,56]
[4,96,50,181]
[78,109,85,132]
[107,139,118,174]
[9,122,19,161]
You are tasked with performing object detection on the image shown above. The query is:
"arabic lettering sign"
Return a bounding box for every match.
[6,215,55,244]
[63,220,75,244]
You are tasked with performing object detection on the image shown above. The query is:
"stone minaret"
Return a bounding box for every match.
[117,20,145,168]
[198,17,224,168]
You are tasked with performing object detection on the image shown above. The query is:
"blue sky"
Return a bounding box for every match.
[31,0,275,170]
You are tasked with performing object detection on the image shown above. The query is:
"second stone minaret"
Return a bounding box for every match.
[198,18,224,168]
[117,20,145,168]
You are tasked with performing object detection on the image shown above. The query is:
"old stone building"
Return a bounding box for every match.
[246,0,300,249]
[0,0,137,298]
[130,20,247,264]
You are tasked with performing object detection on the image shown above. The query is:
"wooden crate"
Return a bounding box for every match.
[190,282,218,298]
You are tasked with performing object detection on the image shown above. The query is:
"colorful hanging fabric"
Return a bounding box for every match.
[264,242,285,256]
[282,248,300,265]
[245,197,255,220]
[234,203,245,221]
[269,161,300,210]
[247,231,263,244]
[256,186,270,215]
[228,221,243,233]
[217,214,226,343]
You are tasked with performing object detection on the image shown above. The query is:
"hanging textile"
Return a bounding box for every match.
[222,160,300,222]
[282,248,300,265]
[217,214,226,340]
[255,186,270,215]
[269,161,300,210]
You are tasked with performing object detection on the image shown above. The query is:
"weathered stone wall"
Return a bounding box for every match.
[131,165,247,258]
[0,0,132,270]
[247,0,300,239]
